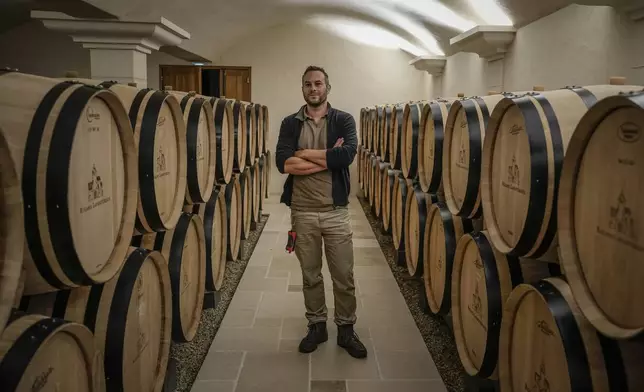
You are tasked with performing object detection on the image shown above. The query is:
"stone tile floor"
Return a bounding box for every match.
[191,196,447,392]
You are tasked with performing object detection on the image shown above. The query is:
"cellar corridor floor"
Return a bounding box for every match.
[190,195,448,392]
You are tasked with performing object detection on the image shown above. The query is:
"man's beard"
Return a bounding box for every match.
[305,93,327,107]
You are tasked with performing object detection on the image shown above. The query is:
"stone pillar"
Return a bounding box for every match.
[31,11,190,88]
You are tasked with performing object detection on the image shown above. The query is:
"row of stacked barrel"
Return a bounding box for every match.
[0,69,272,392]
[357,77,644,391]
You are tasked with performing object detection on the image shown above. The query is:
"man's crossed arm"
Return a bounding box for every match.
[284,138,343,175]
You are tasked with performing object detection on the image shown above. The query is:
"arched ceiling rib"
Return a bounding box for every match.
[1,0,634,61]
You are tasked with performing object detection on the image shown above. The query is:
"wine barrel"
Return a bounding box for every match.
[357,145,363,185]
[133,212,206,343]
[391,175,415,251]
[0,72,138,295]
[404,186,438,277]
[19,247,172,392]
[359,108,367,147]
[168,91,217,205]
[185,185,228,292]
[423,202,473,315]
[261,105,269,154]
[482,83,642,260]
[499,277,644,392]
[98,82,187,235]
[254,104,264,158]
[208,97,235,184]
[558,90,644,339]
[225,175,242,261]
[230,100,247,172]
[389,104,405,170]
[381,168,399,233]
[240,167,252,240]
[364,107,373,150]
[0,126,23,335]
[0,314,103,392]
[401,102,423,179]
[451,230,560,379]
[443,93,514,219]
[418,98,452,193]
[243,101,257,166]
[251,161,261,225]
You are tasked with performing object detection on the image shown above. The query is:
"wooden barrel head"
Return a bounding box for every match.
[0,314,102,392]
[188,97,216,204]
[240,168,252,240]
[210,98,235,184]
[558,91,644,339]
[252,161,261,223]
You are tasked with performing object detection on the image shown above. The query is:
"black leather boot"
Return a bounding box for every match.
[298,322,328,353]
[337,324,368,359]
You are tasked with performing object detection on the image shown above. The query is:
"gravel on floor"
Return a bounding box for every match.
[356,195,466,392]
[169,213,269,392]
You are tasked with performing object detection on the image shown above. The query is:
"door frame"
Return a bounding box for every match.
[158,65,252,100]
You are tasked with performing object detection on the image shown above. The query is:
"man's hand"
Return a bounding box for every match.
[284,156,326,175]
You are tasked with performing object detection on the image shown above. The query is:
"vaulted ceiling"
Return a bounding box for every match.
[0,0,637,61]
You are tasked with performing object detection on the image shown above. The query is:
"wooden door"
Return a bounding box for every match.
[222,68,251,101]
[160,66,201,93]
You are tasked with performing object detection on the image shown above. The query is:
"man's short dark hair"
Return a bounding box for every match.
[302,65,330,87]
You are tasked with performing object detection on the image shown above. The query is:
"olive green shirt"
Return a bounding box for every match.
[291,106,334,212]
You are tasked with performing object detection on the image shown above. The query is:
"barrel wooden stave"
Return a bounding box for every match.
[482,84,643,260]
[389,104,405,170]
[0,314,103,392]
[0,72,138,295]
[451,230,559,379]
[499,277,644,392]
[423,201,473,315]
[251,161,261,224]
[135,212,206,343]
[557,91,644,339]
[264,150,271,199]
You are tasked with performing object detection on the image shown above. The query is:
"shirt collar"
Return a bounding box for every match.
[296,102,332,121]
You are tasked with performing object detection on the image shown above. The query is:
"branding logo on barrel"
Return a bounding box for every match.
[197,138,204,161]
[155,146,170,179]
[457,139,468,170]
[618,122,641,143]
[81,164,111,214]
[525,363,550,392]
[157,115,166,127]
[597,191,642,252]
[502,155,525,195]
[86,106,101,123]
[467,281,486,332]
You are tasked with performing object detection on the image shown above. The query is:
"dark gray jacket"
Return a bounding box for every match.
[275,104,357,207]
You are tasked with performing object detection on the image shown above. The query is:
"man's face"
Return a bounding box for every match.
[302,70,328,107]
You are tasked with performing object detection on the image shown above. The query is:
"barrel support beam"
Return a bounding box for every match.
[30,10,191,87]
[449,25,516,62]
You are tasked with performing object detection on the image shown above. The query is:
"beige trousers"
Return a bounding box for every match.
[291,207,357,326]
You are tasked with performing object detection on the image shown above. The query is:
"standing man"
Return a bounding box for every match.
[275,65,367,358]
